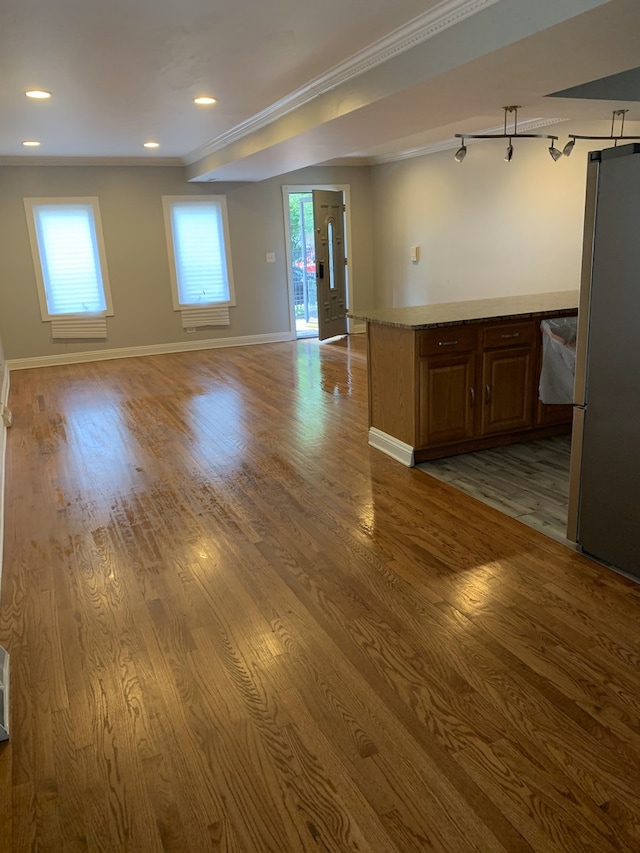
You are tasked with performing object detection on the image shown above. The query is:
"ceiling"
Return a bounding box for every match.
[1,0,640,181]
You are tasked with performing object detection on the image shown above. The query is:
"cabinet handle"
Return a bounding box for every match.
[438,340,458,347]
[500,332,520,339]
[470,387,475,406]
[485,384,491,404]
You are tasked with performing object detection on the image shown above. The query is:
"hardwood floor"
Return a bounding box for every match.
[418,436,572,543]
[1,335,640,852]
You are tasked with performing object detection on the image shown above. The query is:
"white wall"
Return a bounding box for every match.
[0,329,7,591]
[0,164,374,361]
[370,119,599,308]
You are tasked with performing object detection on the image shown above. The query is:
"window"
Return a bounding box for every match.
[162,196,235,309]
[24,197,113,320]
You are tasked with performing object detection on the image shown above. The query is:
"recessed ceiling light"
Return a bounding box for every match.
[193,96,216,105]
[143,141,160,149]
[25,90,51,99]
[22,140,41,147]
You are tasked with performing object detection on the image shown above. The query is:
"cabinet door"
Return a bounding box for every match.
[481,347,533,435]
[418,354,476,447]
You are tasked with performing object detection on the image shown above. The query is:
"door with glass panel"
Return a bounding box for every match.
[313,190,348,341]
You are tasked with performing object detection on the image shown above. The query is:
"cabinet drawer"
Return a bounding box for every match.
[483,321,535,349]
[419,325,478,357]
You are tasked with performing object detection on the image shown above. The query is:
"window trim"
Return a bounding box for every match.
[23,196,114,321]
[162,195,236,311]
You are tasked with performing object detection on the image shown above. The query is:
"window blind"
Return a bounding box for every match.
[169,201,230,305]
[33,204,107,315]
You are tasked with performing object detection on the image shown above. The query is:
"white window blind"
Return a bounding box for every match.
[163,197,235,309]
[24,198,113,321]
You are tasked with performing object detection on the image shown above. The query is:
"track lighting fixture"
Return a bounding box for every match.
[454,106,560,163]
[562,109,640,156]
[454,140,467,163]
[548,143,563,161]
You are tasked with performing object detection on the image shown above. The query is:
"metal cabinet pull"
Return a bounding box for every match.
[500,332,520,339]
[470,387,475,406]
[485,384,491,403]
[438,340,458,347]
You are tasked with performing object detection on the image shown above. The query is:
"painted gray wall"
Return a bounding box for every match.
[0,164,374,360]
[370,118,594,308]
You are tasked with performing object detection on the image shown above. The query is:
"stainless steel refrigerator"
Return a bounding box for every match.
[567,143,640,578]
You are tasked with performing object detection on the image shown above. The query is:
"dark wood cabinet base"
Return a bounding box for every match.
[413,421,572,463]
[367,308,577,466]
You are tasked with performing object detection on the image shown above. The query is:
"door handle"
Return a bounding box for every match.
[470,387,475,406]
[485,384,491,404]
[318,261,324,279]
[438,340,458,347]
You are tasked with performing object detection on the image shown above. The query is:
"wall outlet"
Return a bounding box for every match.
[184,327,196,334]
[266,252,276,263]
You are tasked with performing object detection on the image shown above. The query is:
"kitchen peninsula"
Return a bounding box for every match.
[351,291,579,466]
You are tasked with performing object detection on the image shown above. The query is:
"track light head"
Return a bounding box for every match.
[454,141,467,163]
[548,143,562,162]
[504,139,514,162]
[562,138,576,157]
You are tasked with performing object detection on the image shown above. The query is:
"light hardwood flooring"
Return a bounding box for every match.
[418,436,572,544]
[1,335,640,851]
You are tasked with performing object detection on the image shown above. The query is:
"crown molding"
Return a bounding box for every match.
[371,117,568,164]
[0,155,183,168]
[184,0,501,165]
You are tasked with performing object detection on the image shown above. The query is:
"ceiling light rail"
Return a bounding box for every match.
[455,105,563,163]
[562,109,640,156]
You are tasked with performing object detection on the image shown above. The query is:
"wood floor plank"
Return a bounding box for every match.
[1,336,640,851]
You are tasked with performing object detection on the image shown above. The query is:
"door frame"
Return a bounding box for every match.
[282,184,354,339]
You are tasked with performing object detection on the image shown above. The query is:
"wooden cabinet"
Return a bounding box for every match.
[481,347,533,435]
[367,310,575,464]
[536,399,574,426]
[480,321,536,436]
[417,326,478,446]
[418,352,476,446]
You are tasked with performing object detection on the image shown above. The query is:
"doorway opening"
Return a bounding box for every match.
[288,192,318,339]
[283,184,353,341]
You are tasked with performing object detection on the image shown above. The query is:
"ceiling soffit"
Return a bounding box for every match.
[183,0,501,166]
[186,0,614,181]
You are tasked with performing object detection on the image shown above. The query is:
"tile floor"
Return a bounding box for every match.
[418,435,572,544]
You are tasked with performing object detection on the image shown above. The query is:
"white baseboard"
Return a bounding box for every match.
[0,362,10,595]
[368,427,415,467]
[7,330,296,371]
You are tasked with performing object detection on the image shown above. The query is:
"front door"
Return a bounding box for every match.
[313,190,348,341]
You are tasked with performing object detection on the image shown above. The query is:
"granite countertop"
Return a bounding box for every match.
[348,290,579,330]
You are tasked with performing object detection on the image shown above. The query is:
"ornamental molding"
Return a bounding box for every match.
[184,0,501,165]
